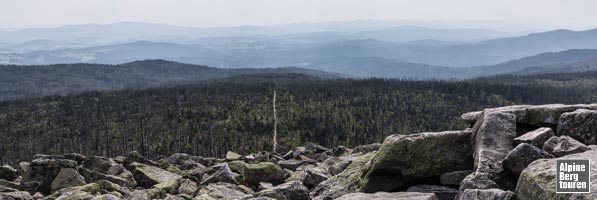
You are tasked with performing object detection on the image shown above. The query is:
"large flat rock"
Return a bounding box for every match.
[359,130,473,192]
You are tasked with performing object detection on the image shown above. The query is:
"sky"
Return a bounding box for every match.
[1,0,597,31]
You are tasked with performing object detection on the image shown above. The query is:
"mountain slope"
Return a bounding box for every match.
[0,60,338,100]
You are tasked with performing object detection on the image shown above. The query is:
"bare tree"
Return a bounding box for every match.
[272,90,278,153]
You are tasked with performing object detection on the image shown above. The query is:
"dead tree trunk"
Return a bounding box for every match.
[273,90,278,153]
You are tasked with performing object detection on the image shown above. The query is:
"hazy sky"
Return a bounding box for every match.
[1,0,597,30]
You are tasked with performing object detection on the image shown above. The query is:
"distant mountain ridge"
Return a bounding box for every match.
[2,28,596,69]
[0,60,339,100]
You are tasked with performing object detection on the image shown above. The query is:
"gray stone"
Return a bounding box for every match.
[50,168,86,193]
[310,152,375,200]
[557,109,597,145]
[243,162,285,188]
[306,143,331,153]
[542,136,590,157]
[0,165,18,181]
[78,167,132,187]
[91,194,121,200]
[461,111,483,124]
[300,167,330,189]
[513,127,555,148]
[278,159,303,171]
[440,170,472,186]
[257,182,273,191]
[336,192,439,200]
[162,153,191,166]
[194,182,251,200]
[332,146,347,157]
[178,179,198,195]
[516,149,597,199]
[225,151,242,161]
[200,163,236,185]
[360,130,473,192]
[22,158,78,194]
[351,143,381,154]
[129,162,182,190]
[522,104,592,125]
[254,181,310,200]
[502,143,554,176]
[458,189,516,200]
[458,111,516,197]
[406,185,457,200]
[0,191,34,200]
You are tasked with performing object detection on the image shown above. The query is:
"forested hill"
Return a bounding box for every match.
[0,60,339,100]
[2,72,597,165]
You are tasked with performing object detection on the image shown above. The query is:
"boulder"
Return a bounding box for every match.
[557,109,597,145]
[336,192,439,200]
[359,130,473,192]
[0,191,34,200]
[513,127,555,148]
[19,181,40,194]
[79,167,132,187]
[298,155,317,165]
[129,162,182,189]
[278,159,303,171]
[96,180,129,195]
[256,182,273,192]
[0,179,20,192]
[351,143,381,154]
[200,163,236,185]
[194,182,251,200]
[332,146,347,157]
[227,160,247,174]
[458,189,516,200]
[253,181,310,200]
[516,148,597,199]
[22,158,78,194]
[306,143,331,153]
[189,156,221,167]
[463,104,596,126]
[292,147,307,158]
[162,153,191,166]
[45,183,102,200]
[275,144,292,155]
[50,168,86,193]
[123,188,166,200]
[406,185,457,200]
[243,162,285,188]
[461,111,483,124]
[0,165,18,181]
[502,143,554,176]
[246,197,277,200]
[300,167,330,189]
[284,170,305,183]
[91,194,120,200]
[542,136,590,157]
[82,156,121,175]
[458,111,516,197]
[310,152,375,200]
[225,151,242,161]
[125,151,158,166]
[178,179,198,195]
[439,170,472,186]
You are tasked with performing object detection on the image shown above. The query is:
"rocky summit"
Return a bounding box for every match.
[1,104,597,200]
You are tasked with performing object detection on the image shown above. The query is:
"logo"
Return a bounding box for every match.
[556,159,590,193]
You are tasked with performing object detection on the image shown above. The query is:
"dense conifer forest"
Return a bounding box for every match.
[2,71,597,165]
